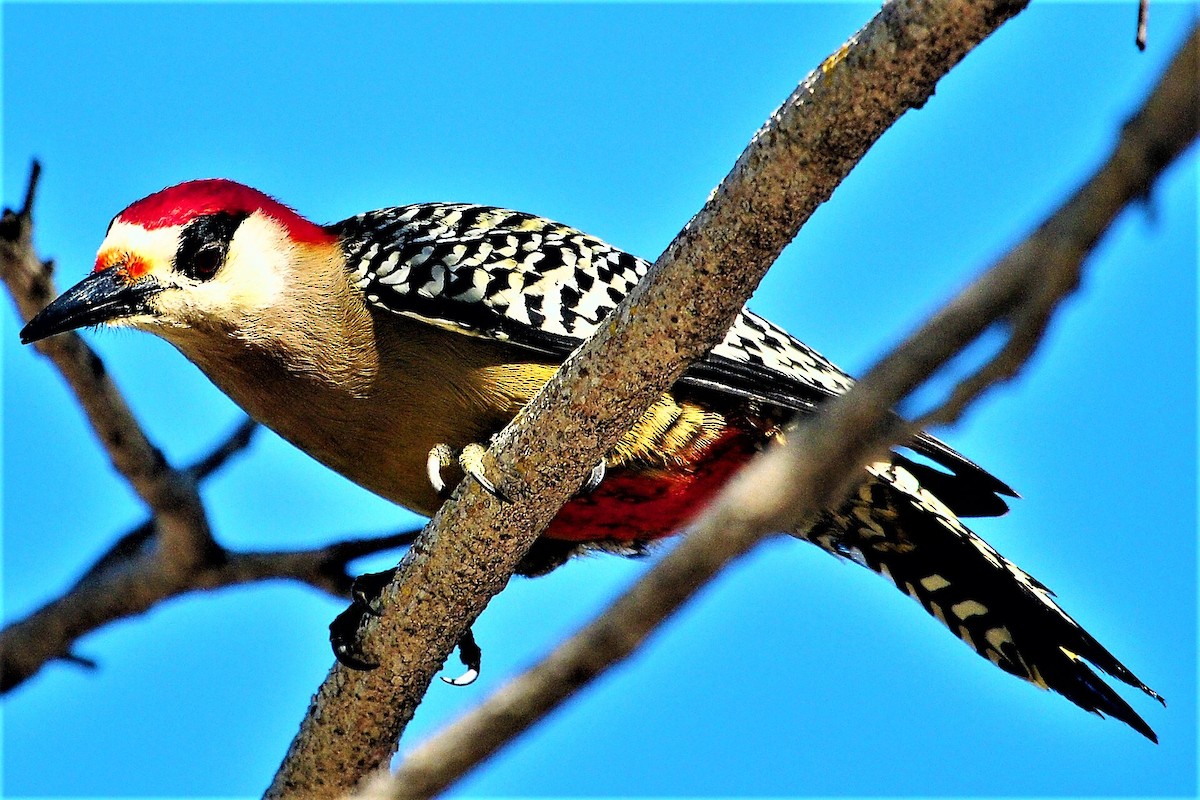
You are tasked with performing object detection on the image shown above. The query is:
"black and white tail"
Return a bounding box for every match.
[802,461,1164,742]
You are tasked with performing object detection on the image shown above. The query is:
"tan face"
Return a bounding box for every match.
[92,212,296,337]
[21,210,293,345]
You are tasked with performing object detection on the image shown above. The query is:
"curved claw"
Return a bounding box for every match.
[580,459,607,494]
[356,597,384,618]
[333,641,379,671]
[440,667,479,687]
[330,567,400,669]
[459,443,511,502]
[426,443,455,498]
[440,626,482,687]
[329,605,379,670]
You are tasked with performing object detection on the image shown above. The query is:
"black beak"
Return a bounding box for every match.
[19,268,163,345]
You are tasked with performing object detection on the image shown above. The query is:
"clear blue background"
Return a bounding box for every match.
[2,3,1195,797]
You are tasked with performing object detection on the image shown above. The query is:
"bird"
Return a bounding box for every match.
[19,178,1163,740]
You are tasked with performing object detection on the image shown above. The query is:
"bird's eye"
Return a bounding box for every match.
[175,211,248,282]
[189,244,224,281]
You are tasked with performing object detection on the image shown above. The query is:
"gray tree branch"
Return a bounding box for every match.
[267,1,1033,795]
[363,23,1198,797]
[0,379,420,690]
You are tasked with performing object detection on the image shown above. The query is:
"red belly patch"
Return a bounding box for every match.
[543,430,758,542]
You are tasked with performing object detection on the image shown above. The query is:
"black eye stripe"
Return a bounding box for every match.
[175,211,249,281]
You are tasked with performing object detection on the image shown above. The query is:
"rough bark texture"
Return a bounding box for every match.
[266,1,1031,795]
[361,23,1199,797]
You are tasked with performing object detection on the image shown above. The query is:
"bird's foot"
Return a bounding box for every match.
[351,567,397,616]
[458,442,510,501]
[329,567,486,686]
[426,443,456,498]
[426,441,512,502]
[329,566,398,670]
[440,627,483,687]
[579,459,607,495]
[329,604,379,670]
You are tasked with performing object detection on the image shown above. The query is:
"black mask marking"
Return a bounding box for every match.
[175,211,249,282]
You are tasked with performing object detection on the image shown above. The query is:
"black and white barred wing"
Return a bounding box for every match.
[805,462,1164,741]
[334,203,1013,507]
[334,203,852,402]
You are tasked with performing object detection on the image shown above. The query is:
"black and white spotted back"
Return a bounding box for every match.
[334,204,852,392]
[332,203,1013,505]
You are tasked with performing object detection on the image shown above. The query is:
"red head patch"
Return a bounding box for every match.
[115,179,336,244]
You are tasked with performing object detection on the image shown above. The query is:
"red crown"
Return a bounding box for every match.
[116,179,335,244]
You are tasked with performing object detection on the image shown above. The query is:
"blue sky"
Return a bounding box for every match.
[2,3,1195,797]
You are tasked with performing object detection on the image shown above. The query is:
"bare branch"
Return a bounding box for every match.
[1,163,213,568]
[0,523,421,693]
[0,329,415,692]
[364,24,1199,797]
[912,19,1198,428]
[0,260,403,693]
[184,418,260,483]
[76,416,256,587]
[20,159,41,219]
[196,529,424,597]
[268,1,1031,795]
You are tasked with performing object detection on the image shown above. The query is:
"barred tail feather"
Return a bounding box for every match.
[801,461,1163,742]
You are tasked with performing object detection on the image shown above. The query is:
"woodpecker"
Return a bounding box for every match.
[20,179,1163,739]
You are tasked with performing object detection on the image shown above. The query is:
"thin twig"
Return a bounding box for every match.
[0,525,421,692]
[184,418,259,482]
[20,159,41,219]
[366,24,1199,797]
[914,21,1198,428]
[195,529,424,597]
[1137,0,1149,51]
[58,652,98,671]
[1,163,215,566]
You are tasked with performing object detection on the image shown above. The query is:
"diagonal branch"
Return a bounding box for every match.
[184,417,259,483]
[267,1,1032,795]
[71,421,258,589]
[910,22,1199,429]
[362,23,1199,797]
